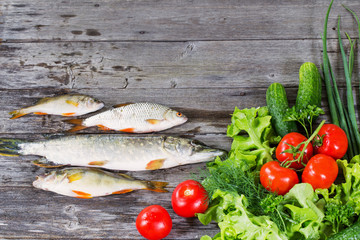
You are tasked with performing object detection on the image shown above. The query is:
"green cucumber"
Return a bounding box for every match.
[266,83,298,137]
[328,220,360,240]
[295,62,322,111]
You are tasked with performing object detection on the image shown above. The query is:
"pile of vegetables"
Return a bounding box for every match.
[194,1,360,239]
[135,1,360,239]
[197,106,360,239]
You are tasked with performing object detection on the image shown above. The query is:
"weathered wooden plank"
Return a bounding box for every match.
[0,40,358,90]
[1,0,359,42]
[0,87,339,135]
[0,132,224,239]
[0,186,219,239]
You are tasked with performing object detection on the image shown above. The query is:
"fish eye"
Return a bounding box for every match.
[176,112,183,117]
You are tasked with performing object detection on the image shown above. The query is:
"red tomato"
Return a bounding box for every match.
[276,132,313,169]
[313,124,348,159]
[136,205,172,240]
[302,154,338,190]
[171,180,209,218]
[260,161,299,195]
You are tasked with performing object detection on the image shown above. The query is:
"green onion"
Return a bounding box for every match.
[337,17,360,154]
[322,0,340,126]
[328,60,354,158]
[343,4,360,125]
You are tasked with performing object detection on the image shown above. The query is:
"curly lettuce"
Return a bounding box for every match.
[198,190,288,240]
[226,106,280,171]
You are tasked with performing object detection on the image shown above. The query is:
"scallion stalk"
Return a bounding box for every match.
[337,17,360,153]
[328,60,354,158]
[322,0,340,126]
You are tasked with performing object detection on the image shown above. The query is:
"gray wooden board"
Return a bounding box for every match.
[0,40,358,90]
[0,0,359,239]
[0,0,360,42]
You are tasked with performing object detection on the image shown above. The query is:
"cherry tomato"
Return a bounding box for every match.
[136,205,172,240]
[313,124,348,159]
[260,161,299,195]
[302,154,338,190]
[171,180,209,218]
[276,132,313,169]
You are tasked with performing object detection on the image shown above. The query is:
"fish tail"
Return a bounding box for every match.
[63,119,87,132]
[0,138,25,156]
[9,108,29,119]
[143,180,169,193]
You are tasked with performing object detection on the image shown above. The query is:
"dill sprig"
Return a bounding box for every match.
[199,159,288,231]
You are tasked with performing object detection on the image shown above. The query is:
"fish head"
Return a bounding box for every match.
[163,109,188,125]
[163,137,227,165]
[79,96,105,112]
[33,170,68,190]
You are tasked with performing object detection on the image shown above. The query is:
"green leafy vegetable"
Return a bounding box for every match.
[284,105,324,138]
[283,183,326,240]
[316,155,360,235]
[227,106,280,171]
[198,190,289,240]
[324,202,356,234]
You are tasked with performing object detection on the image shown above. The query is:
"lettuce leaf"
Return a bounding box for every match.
[337,156,360,213]
[316,156,360,234]
[198,189,288,240]
[226,106,280,171]
[283,183,326,240]
[197,184,329,240]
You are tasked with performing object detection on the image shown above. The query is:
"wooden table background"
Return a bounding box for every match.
[0,0,359,239]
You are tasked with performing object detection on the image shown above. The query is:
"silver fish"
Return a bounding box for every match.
[33,167,168,198]
[65,102,188,133]
[9,94,104,119]
[0,135,227,171]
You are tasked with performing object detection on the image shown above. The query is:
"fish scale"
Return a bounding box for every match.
[9,94,104,119]
[65,102,188,133]
[33,167,169,198]
[0,135,227,171]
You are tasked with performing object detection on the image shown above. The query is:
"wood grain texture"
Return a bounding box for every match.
[0,40,358,90]
[0,0,359,239]
[1,0,359,42]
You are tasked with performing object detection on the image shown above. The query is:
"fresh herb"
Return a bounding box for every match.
[197,190,289,240]
[324,202,356,233]
[201,158,288,232]
[284,105,324,138]
[321,0,360,159]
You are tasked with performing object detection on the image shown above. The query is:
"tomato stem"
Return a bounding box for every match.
[297,120,326,163]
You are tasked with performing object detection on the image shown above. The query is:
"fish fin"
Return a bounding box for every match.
[9,110,28,119]
[63,119,87,132]
[119,128,135,133]
[65,100,79,107]
[117,173,135,180]
[146,159,166,170]
[143,181,169,193]
[146,119,162,124]
[36,97,51,104]
[34,112,48,115]
[88,160,108,166]
[72,190,92,199]
[67,172,83,183]
[0,138,25,156]
[112,103,132,108]
[32,158,65,168]
[112,189,133,195]
[62,112,76,116]
[97,125,113,131]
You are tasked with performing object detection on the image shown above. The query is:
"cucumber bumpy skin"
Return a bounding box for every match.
[295,62,322,112]
[328,220,360,240]
[266,83,298,137]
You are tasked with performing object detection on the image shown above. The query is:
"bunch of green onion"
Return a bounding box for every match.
[322,0,360,159]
